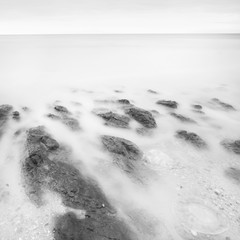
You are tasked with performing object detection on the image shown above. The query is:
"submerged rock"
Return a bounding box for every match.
[23,126,136,239]
[147,89,158,94]
[101,135,143,173]
[156,100,178,109]
[221,139,240,155]
[225,167,240,184]
[192,104,202,110]
[175,130,207,148]
[54,105,70,114]
[211,98,236,111]
[117,99,131,105]
[12,111,20,120]
[125,107,157,128]
[97,111,131,128]
[170,113,196,123]
[62,117,80,131]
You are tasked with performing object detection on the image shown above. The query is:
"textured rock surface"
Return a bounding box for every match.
[0,104,13,135]
[221,139,240,155]
[124,107,157,128]
[170,113,196,123]
[22,126,136,240]
[101,135,143,173]
[175,130,207,148]
[156,100,178,109]
[97,111,131,128]
[211,98,236,111]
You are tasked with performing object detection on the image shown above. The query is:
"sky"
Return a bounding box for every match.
[0,0,240,34]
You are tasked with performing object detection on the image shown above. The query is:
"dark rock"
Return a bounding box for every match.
[54,211,135,240]
[147,89,158,94]
[124,107,157,128]
[221,139,240,155]
[192,104,202,110]
[22,126,136,239]
[54,105,69,114]
[41,135,59,150]
[170,113,196,123]
[97,111,130,128]
[117,99,131,105]
[101,135,143,174]
[225,167,240,184]
[211,98,236,111]
[12,111,20,120]
[46,113,61,120]
[156,100,178,109]
[175,130,207,148]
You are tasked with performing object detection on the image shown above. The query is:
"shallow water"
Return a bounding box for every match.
[0,34,240,240]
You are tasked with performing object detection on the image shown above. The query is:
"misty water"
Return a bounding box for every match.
[0,34,240,240]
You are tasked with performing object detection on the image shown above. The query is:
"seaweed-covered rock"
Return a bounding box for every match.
[211,98,236,111]
[175,130,207,148]
[156,100,178,109]
[221,139,240,155]
[97,111,130,128]
[117,99,131,105]
[12,111,20,120]
[54,105,69,114]
[225,167,240,184]
[22,126,136,240]
[170,113,196,123]
[125,107,157,128]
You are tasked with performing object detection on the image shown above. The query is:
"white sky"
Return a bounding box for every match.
[0,0,240,34]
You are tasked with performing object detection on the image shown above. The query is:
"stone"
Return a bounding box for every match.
[221,139,240,155]
[211,98,235,111]
[192,104,202,110]
[97,111,130,128]
[170,113,196,123]
[117,99,131,104]
[125,107,157,128]
[54,105,69,114]
[156,100,178,109]
[175,130,207,148]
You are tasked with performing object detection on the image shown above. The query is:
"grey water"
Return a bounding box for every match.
[0,34,240,239]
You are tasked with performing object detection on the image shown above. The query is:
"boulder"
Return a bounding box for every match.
[170,113,196,123]
[211,98,235,111]
[54,105,70,114]
[175,130,207,148]
[124,107,157,128]
[97,111,130,128]
[117,99,131,105]
[221,139,240,155]
[156,100,178,109]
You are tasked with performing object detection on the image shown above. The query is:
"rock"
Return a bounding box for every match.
[211,98,235,111]
[175,130,207,148]
[22,126,135,239]
[156,100,178,109]
[54,105,69,114]
[54,211,135,240]
[101,135,143,174]
[136,127,152,136]
[150,110,160,117]
[124,107,157,128]
[46,113,61,120]
[147,89,158,94]
[221,139,240,155]
[117,99,131,104]
[170,113,196,123]
[62,117,80,131]
[22,106,30,112]
[192,104,202,110]
[0,104,13,134]
[12,111,20,120]
[97,111,131,128]
[225,167,240,184]
[41,135,59,150]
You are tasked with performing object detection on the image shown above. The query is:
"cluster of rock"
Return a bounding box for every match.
[22,126,136,240]
[47,105,80,130]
